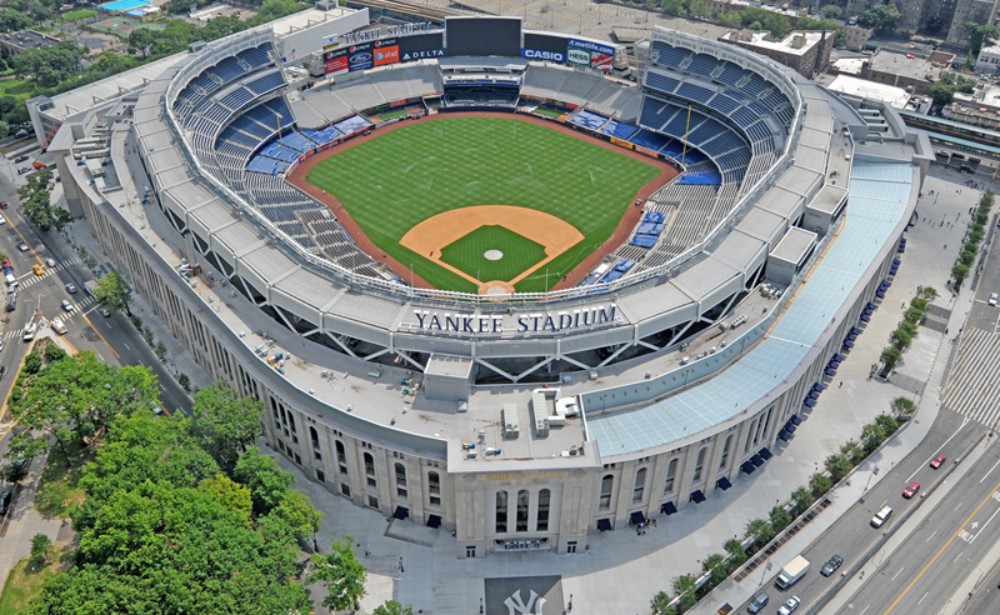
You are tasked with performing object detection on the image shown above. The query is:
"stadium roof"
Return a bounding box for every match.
[586,159,915,454]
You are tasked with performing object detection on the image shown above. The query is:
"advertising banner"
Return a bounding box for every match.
[373,40,400,67]
[568,38,616,72]
[610,137,634,150]
[348,43,374,71]
[591,52,613,72]
[399,32,445,61]
[324,47,349,76]
[521,48,565,62]
[567,47,591,67]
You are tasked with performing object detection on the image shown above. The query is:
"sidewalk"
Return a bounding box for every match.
[262,170,988,614]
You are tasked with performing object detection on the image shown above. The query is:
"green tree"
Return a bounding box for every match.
[745,517,774,546]
[824,453,852,481]
[861,423,887,453]
[659,0,688,17]
[880,346,902,376]
[891,397,916,420]
[94,271,133,316]
[670,574,698,611]
[702,552,729,586]
[11,42,83,87]
[820,5,843,19]
[840,439,865,465]
[859,4,901,34]
[809,472,833,499]
[0,8,34,32]
[189,382,262,474]
[723,537,747,567]
[374,600,416,615]
[198,473,253,520]
[651,590,676,615]
[233,446,293,515]
[968,22,1000,56]
[271,488,322,548]
[769,505,792,533]
[890,328,913,351]
[309,536,367,612]
[790,486,813,516]
[29,533,53,571]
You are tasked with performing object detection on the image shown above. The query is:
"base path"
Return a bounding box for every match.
[286,110,678,294]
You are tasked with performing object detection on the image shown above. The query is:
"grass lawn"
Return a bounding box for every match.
[33,441,90,519]
[532,108,564,120]
[306,116,660,293]
[0,558,55,614]
[61,8,96,21]
[440,225,547,282]
[377,108,411,122]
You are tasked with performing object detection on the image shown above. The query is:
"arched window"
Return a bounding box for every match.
[394,463,407,486]
[516,489,530,532]
[664,458,678,494]
[633,467,647,503]
[537,489,551,532]
[428,471,441,507]
[496,491,508,533]
[335,441,347,475]
[599,474,614,510]
[309,427,320,450]
[693,447,707,482]
[364,453,376,487]
[720,434,733,469]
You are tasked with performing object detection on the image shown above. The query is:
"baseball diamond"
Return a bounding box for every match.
[297,115,667,293]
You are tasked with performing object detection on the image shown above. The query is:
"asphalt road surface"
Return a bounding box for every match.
[731,409,981,614]
[836,439,1000,615]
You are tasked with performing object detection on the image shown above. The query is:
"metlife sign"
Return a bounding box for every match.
[521,48,565,62]
[567,38,616,56]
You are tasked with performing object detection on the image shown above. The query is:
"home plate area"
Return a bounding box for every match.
[484,576,563,615]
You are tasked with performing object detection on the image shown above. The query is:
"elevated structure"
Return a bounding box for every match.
[51,14,932,557]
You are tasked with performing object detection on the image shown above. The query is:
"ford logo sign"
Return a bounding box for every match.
[351,52,372,63]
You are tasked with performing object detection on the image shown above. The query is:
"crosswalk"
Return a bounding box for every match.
[2,295,95,340]
[941,328,1000,428]
[12,257,82,291]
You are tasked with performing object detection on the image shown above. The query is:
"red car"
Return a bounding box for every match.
[930,454,946,469]
[903,481,920,498]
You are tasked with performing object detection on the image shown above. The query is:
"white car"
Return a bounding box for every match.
[778,596,801,615]
[989,292,998,306]
[23,322,36,341]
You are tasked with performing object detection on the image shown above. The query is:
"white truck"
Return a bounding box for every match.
[774,555,810,589]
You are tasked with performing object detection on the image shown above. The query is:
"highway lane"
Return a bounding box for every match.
[837,439,1000,614]
[730,410,981,614]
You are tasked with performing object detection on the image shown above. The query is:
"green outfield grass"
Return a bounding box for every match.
[306,116,661,293]
[440,225,547,283]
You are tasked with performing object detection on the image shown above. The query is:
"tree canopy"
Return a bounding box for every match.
[93,271,133,316]
[859,4,901,35]
[189,382,262,473]
[309,536,367,612]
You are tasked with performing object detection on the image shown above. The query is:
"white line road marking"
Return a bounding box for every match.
[909,423,970,482]
[926,529,938,543]
[969,503,1000,544]
[917,591,928,605]
[952,550,965,564]
[159,383,166,391]
[890,567,906,582]
[123,343,131,351]
[981,456,1000,484]
[860,605,871,615]
[955,502,964,511]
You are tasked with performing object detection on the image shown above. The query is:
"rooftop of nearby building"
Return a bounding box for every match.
[720,29,830,57]
[828,74,913,110]
[0,29,60,51]
[867,50,943,82]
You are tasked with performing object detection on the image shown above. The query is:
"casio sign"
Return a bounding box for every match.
[523,49,565,62]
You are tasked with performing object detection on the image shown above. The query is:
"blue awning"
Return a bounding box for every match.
[825,367,837,376]
[426,514,441,528]
[808,390,820,400]
[829,360,841,369]
[597,518,613,531]
[790,414,802,426]
[393,506,409,520]
[860,314,870,322]
[803,398,816,408]
[866,303,877,312]
[690,490,706,503]
[785,422,797,434]
[843,339,855,349]
[813,382,826,392]
[779,430,792,442]
[847,333,858,341]
[716,476,732,490]
[741,461,756,474]
[758,447,773,460]
[751,454,765,467]
[630,510,646,526]
[661,501,677,515]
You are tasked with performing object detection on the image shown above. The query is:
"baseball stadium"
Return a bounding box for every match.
[34,3,931,590]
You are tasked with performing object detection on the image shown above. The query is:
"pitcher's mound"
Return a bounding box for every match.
[484,249,504,261]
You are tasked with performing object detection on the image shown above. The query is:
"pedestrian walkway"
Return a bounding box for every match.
[941,328,1000,427]
[262,169,990,614]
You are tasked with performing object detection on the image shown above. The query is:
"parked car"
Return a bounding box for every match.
[99,307,112,318]
[0,200,7,208]
[23,322,36,341]
[13,154,29,163]
[930,454,946,469]
[777,596,801,615]
[903,481,920,499]
[16,167,30,175]
[990,292,998,306]
[820,554,844,576]
[65,283,77,294]
[747,593,769,614]
[16,241,28,252]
